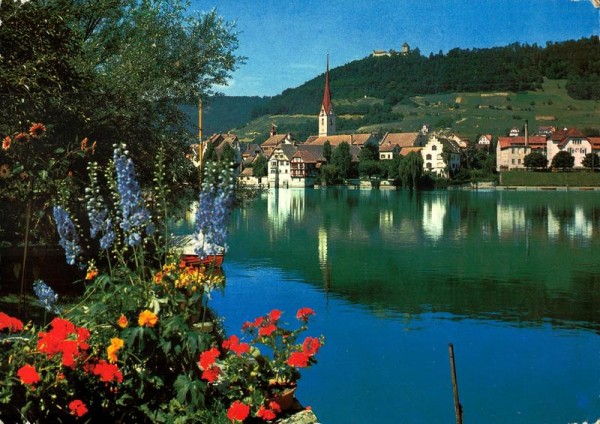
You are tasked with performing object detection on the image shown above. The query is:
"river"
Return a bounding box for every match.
[177,188,600,423]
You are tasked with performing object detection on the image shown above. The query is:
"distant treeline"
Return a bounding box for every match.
[251,37,600,117]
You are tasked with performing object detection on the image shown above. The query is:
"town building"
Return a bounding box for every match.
[546,128,591,168]
[421,135,461,177]
[378,132,421,160]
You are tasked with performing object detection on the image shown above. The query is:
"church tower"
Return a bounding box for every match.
[319,54,336,137]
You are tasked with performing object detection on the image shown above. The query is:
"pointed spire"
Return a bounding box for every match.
[321,53,332,114]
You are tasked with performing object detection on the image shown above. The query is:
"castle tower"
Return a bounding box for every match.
[319,54,336,137]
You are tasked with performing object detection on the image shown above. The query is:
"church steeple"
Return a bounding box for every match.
[319,53,336,137]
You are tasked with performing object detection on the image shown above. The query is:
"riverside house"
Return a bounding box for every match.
[546,128,592,168]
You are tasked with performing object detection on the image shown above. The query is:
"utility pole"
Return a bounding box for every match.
[198,96,203,189]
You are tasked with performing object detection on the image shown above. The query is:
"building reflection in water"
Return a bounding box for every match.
[318,226,330,295]
[267,189,305,234]
[422,196,446,241]
[497,203,526,236]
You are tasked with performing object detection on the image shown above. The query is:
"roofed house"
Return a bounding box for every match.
[546,128,591,168]
[290,148,323,187]
[305,133,379,149]
[589,137,600,154]
[536,126,556,137]
[267,145,297,188]
[261,133,296,157]
[496,135,547,171]
[378,132,420,160]
[421,135,461,177]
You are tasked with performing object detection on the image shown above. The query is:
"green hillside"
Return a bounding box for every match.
[232,78,600,143]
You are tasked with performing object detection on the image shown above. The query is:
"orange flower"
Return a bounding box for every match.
[80,137,88,151]
[2,136,10,150]
[29,122,46,138]
[138,310,158,327]
[107,338,124,363]
[117,315,128,329]
[85,268,98,280]
[91,141,97,154]
[153,271,163,283]
[14,132,29,143]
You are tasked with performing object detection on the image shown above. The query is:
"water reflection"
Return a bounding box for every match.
[225,189,600,330]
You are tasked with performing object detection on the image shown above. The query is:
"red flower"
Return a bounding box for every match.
[287,351,310,368]
[258,324,277,337]
[199,347,220,370]
[296,307,315,322]
[29,122,46,138]
[14,132,30,143]
[302,337,321,357]
[201,365,221,383]
[2,136,10,150]
[17,364,41,386]
[92,360,123,383]
[222,335,250,357]
[269,401,281,413]
[0,312,23,332]
[252,316,264,327]
[227,400,250,423]
[256,405,277,421]
[268,309,282,322]
[69,399,88,417]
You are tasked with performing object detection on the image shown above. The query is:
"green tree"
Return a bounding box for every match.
[523,152,548,170]
[323,140,332,163]
[581,152,600,170]
[331,142,352,178]
[320,164,341,185]
[358,160,382,179]
[398,152,423,189]
[252,154,268,177]
[220,142,236,163]
[551,151,575,171]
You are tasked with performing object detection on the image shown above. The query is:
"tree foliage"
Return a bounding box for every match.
[524,152,548,170]
[252,36,600,118]
[252,154,268,177]
[551,151,575,171]
[331,142,352,178]
[0,0,242,188]
[581,152,600,170]
[399,152,423,189]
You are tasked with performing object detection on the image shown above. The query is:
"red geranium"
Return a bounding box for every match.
[268,309,282,322]
[296,307,315,322]
[201,365,221,383]
[68,399,88,417]
[222,335,250,357]
[302,337,321,357]
[92,360,123,383]
[0,312,23,332]
[227,400,250,423]
[287,351,310,368]
[199,347,220,370]
[256,405,277,421]
[17,364,41,386]
[258,324,277,337]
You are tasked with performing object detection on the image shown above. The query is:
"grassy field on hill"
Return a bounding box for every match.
[231,79,600,144]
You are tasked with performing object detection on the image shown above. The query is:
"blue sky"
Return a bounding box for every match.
[189,0,600,97]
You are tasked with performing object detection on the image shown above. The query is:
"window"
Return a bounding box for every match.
[511,159,515,164]
[432,145,437,151]
[426,154,432,160]
[426,162,432,169]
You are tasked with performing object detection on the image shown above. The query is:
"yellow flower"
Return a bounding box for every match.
[138,310,158,327]
[116,314,128,329]
[110,338,124,349]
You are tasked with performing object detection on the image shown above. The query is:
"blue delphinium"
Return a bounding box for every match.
[33,280,60,314]
[194,163,235,259]
[85,163,116,250]
[113,144,155,246]
[52,205,82,265]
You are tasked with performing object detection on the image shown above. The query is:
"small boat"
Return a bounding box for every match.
[172,235,225,268]
[181,253,224,268]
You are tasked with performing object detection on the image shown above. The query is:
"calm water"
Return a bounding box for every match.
[177,188,600,423]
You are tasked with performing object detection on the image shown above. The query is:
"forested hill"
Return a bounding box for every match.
[251,37,600,117]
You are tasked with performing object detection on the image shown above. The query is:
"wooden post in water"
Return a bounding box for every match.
[449,343,463,424]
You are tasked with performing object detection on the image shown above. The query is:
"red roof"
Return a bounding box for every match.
[497,136,547,149]
[321,56,333,114]
[589,137,600,149]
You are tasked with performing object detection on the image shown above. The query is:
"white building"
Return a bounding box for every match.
[421,135,461,177]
